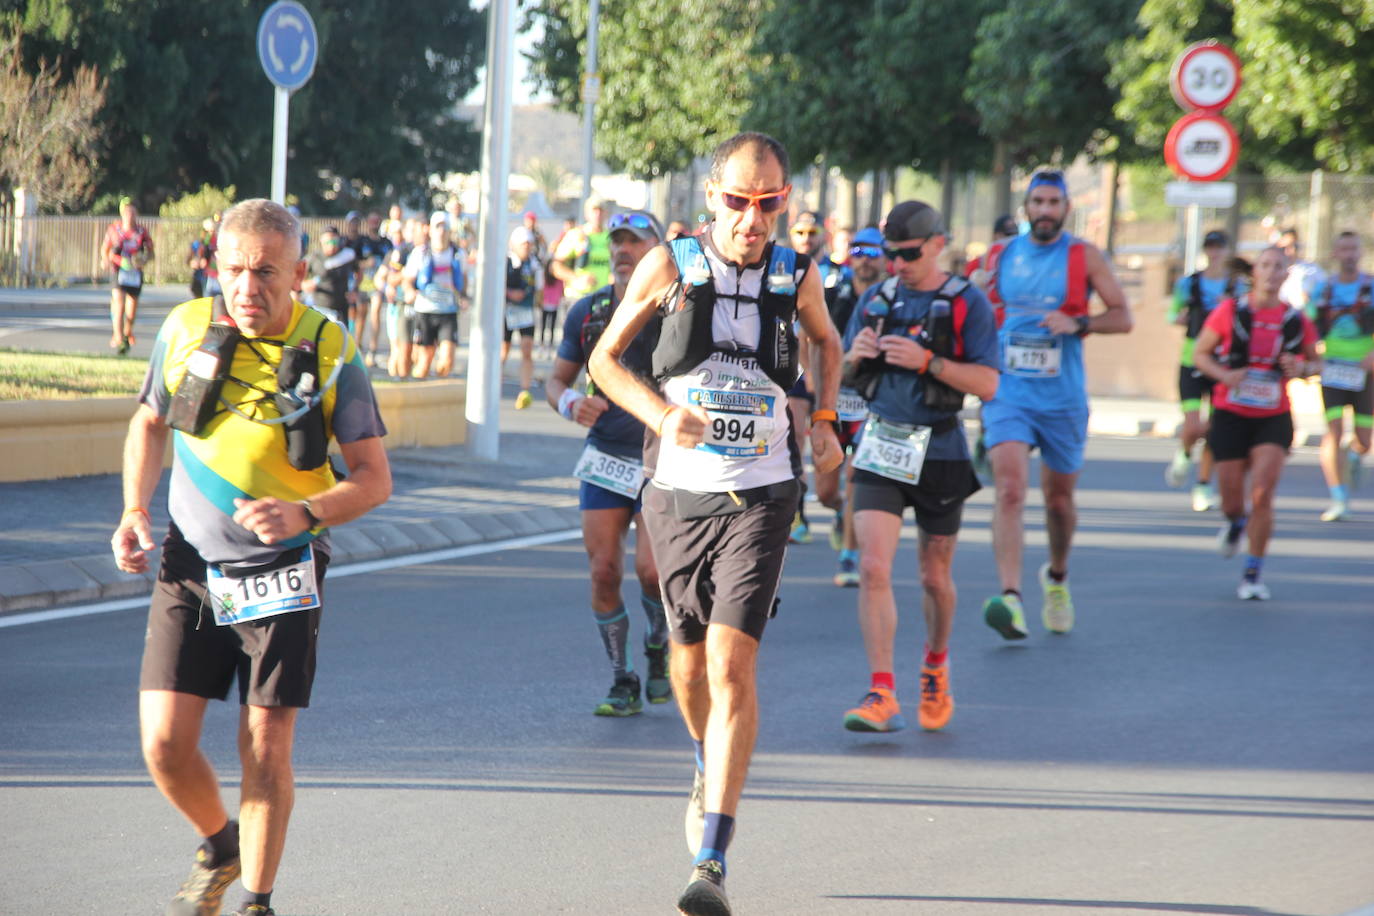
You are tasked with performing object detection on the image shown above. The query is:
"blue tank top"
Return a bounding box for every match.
[994,233,1087,412]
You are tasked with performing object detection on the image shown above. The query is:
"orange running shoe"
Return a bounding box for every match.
[843,688,906,732]
[918,666,953,731]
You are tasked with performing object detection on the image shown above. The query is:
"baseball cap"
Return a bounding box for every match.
[608,210,664,243]
[345,210,362,223]
[509,226,536,246]
[1202,229,1230,248]
[993,214,1018,237]
[792,211,821,231]
[852,227,884,248]
[429,211,450,229]
[883,201,945,242]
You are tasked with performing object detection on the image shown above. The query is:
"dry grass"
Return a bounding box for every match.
[0,348,147,400]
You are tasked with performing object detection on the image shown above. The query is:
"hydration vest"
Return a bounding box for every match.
[1225,296,1307,370]
[984,236,1089,326]
[167,296,335,470]
[849,274,973,413]
[1185,271,1237,339]
[650,235,807,392]
[416,246,463,292]
[1314,275,1374,338]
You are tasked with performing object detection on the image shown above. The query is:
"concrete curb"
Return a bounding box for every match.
[0,505,583,617]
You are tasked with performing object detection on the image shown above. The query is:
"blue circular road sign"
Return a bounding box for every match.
[257,1,318,91]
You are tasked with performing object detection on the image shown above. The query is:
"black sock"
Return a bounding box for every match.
[1003,588,1021,599]
[1047,568,1066,583]
[203,819,239,867]
[241,890,272,911]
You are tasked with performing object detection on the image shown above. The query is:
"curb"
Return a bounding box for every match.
[0,505,584,617]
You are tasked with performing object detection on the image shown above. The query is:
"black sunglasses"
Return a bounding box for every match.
[882,241,927,262]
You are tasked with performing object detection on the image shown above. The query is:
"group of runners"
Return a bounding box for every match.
[110,131,1363,916]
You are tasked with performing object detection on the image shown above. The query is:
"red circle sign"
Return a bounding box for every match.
[1170,41,1242,112]
[1164,112,1240,182]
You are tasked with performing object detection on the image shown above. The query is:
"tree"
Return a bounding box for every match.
[5,1,486,210]
[0,29,106,210]
[523,0,770,178]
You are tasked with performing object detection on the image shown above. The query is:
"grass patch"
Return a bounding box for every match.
[0,348,148,400]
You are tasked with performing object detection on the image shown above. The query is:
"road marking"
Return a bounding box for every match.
[0,529,581,629]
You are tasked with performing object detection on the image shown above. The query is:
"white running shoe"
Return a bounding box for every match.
[1038,563,1075,634]
[1191,483,1217,513]
[1165,450,1191,489]
[1237,579,1270,600]
[1217,520,1244,557]
[1320,500,1349,522]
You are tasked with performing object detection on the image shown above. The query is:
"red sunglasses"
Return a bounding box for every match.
[710,182,791,214]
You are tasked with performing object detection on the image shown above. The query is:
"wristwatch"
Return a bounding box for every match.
[1075,316,1091,337]
[810,408,841,435]
[300,500,322,529]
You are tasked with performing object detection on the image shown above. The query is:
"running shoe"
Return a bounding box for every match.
[788,513,811,544]
[229,908,274,916]
[917,666,953,731]
[514,389,533,409]
[1320,500,1349,522]
[677,859,730,916]
[843,688,906,732]
[1349,449,1364,491]
[1191,482,1217,512]
[1237,579,1271,600]
[593,673,642,717]
[645,642,672,704]
[972,434,990,477]
[833,554,859,588]
[829,512,844,551]
[1216,518,1246,556]
[685,767,705,855]
[1164,450,1191,488]
[1038,563,1075,634]
[982,593,1028,640]
[165,846,241,916]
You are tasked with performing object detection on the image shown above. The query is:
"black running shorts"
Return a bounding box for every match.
[413,312,458,347]
[1321,379,1374,418]
[851,459,981,536]
[1178,364,1212,407]
[1207,408,1294,462]
[139,525,328,708]
[641,479,799,644]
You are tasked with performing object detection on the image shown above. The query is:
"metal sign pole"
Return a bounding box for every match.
[580,0,601,212]
[467,0,516,461]
[1183,204,1202,276]
[272,88,289,203]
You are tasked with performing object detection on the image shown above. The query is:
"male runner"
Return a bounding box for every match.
[112,199,390,916]
[1166,229,1239,512]
[589,132,842,916]
[1278,227,1325,311]
[819,226,887,586]
[553,196,611,304]
[404,212,463,379]
[1310,230,1374,521]
[979,169,1133,639]
[504,229,540,407]
[101,196,155,354]
[548,210,670,716]
[840,202,998,733]
[359,211,392,367]
[301,226,355,325]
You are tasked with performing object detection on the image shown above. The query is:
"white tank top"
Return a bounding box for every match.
[653,239,802,492]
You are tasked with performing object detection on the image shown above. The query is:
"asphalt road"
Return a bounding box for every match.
[3,436,1372,916]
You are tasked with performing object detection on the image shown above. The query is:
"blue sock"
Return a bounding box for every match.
[594,606,632,677]
[695,812,735,871]
[692,739,705,773]
[839,548,858,562]
[1244,555,1263,582]
[1331,484,1348,502]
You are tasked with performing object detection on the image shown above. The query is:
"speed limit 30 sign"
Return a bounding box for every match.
[1170,41,1242,112]
[1166,41,1242,183]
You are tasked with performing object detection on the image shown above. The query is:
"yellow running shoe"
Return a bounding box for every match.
[843,688,906,732]
[917,665,953,731]
[515,389,533,409]
[1039,563,1074,634]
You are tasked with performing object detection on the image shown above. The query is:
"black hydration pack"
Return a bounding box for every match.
[1226,297,1307,370]
[166,296,334,471]
[1313,276,1374,338]
[1185,271,1237,339]
[650,235,806,392]
[848,275,972,413]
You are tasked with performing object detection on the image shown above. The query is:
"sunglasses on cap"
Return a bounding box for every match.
[850,245,884,259]
[608,212,657,234]
[791,226,820,236]
[882,241,927,262]
[710,182,791,214]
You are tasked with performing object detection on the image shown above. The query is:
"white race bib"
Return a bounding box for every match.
[837,388,869,423]
[573,443,644,500]
[207,544,320,626]
[1322,359,1367,392]
[689,387,777,458]
[1233,368,1282,410]
[1005,333,1062,377]
[423,282,456,310]
[117,267,142,287]
[852,416,931,483]
[505,303,536,329]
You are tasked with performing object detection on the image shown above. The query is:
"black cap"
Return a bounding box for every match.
[883,201,945,242]
[993,214,1018,237]
[1202,229,1230,248]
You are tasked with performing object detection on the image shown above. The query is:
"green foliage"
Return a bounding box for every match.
[159,184,237,220]
[5,1,486,210]
[524,0,770,178]
[966,0,1142,169]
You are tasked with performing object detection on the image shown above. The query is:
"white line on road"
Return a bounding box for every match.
[0,528,581,630]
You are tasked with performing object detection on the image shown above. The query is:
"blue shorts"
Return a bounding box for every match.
[579,480,643,513]
[982,399,1089,475]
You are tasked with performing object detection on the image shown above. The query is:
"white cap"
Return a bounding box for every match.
[429,211,449,229]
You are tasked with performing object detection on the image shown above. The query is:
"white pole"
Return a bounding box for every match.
[467,0,516,462]
[1307,168,1323,259]
[272,87,289,203]
[580,0,600,211]
[1183,203,1202,276]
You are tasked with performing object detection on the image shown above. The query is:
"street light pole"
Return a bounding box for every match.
[579,0,600,212]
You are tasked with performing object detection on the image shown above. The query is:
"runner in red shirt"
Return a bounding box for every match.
[100,196,154,353]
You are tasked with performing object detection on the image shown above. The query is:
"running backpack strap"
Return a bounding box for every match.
[1061,240,1090,317]
[1228,298,1252,369]
[984,242,1006,308]
[757,242,804,390]
[652,236,716,382]
[1281,306,1307,354]
[1361,279,1374,334]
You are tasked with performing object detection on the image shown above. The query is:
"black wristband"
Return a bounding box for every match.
[300,500,321,528]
